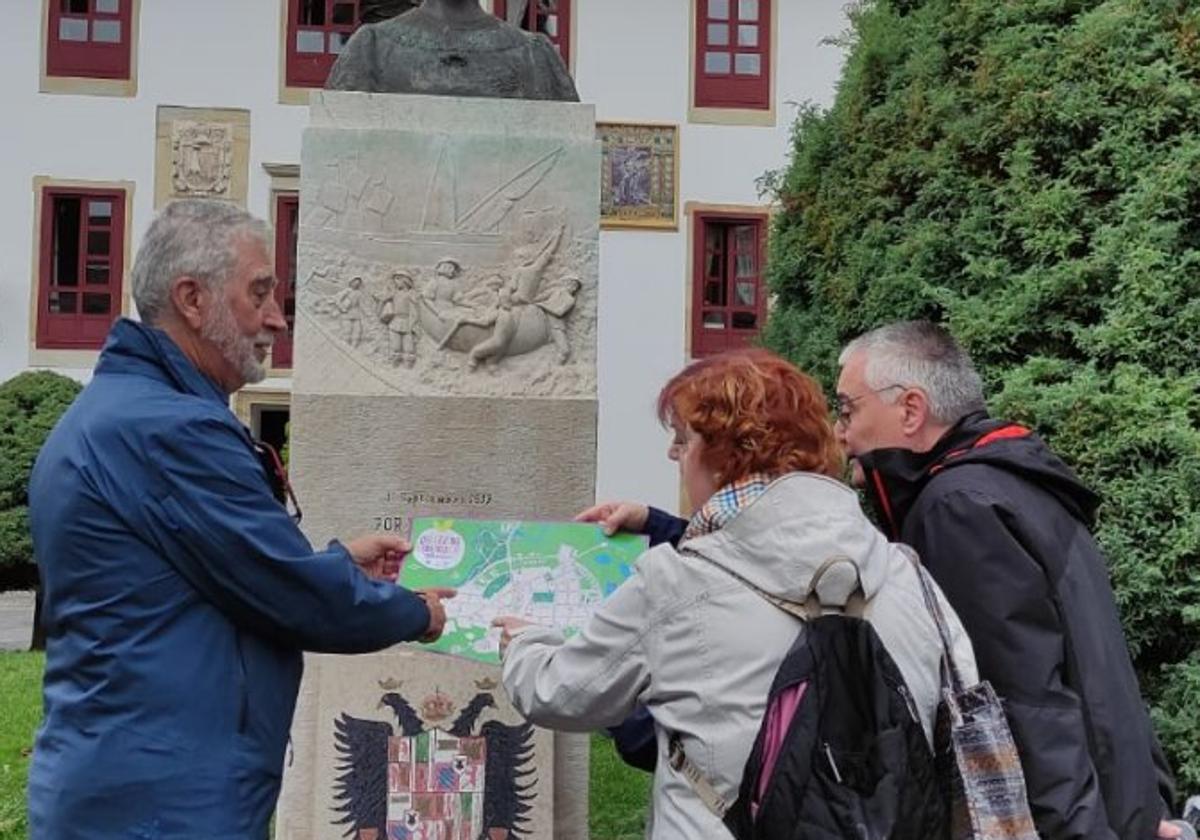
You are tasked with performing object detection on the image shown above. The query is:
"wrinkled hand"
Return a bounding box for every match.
[491,616,535,657]
[346,534,410,582]
[417,587,456,643]
[575,501,649,536]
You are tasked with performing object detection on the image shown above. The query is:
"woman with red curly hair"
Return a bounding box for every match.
[496,349,976,839]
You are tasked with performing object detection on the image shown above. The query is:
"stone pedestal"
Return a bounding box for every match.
[276,92,599,840]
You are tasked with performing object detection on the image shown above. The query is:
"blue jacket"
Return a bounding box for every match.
[27,319,432,839]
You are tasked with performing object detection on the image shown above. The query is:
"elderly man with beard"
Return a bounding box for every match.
[27,200,453,839]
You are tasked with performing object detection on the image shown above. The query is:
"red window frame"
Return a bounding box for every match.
[285,0,363,89]
[46,0,134,80]
[37,188,126,351]
[694,0,771,110]
[691,213,768,357]
[492,0,571,68]
[272,193,300,369]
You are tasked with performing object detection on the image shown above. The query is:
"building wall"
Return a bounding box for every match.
[0,0,847,515]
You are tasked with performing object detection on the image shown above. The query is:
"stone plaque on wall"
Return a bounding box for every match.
[277,91,601,840]
[154,106,250,208]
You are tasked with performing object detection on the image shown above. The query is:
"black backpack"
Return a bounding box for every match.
[673,555,948,840]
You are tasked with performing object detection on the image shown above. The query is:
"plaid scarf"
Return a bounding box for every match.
[680,473,772,544]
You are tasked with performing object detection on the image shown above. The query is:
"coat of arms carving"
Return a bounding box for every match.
[171,121,234,198]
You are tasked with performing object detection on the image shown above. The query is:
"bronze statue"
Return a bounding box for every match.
[326,0,578,101]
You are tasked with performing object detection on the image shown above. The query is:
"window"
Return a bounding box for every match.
[492,0,571,67]
[286,0,363,88]
[273,193,300,369]
[37,188,126,350]
[694,0,771,110]
[46,0,134,80]
[691,214,767,357]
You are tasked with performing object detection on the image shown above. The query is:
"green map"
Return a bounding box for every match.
[400,518,648,664]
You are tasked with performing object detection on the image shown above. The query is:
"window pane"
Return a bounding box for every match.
[705,51,731,74]
[706,252,722,277]
[708,0,729,20]
[59,18,88,41]
[332,2,356,24]
[735,53,761,75]
[96,0,120,13]
[92,20,121,43]
[738,0,759,21]
[296,30,325,53]
[61,0,88,13]
[703,311,726,330]
[53,198,82,288]
[86,262,110,285]
[545,14,558,38]
[735,281,756,306]
[49,292,77,314]
[87,230,111,256]
[88,200,112,226]
[704,279,726,306]
[733,311,758,330]
[738,24,758,47]
[736,252,757,277]
[83,293,112,315]
[329,31,349,53]
[707,23,729,46]
[735,225,758,276]
[298,0,325,25]
[705,223,723,252]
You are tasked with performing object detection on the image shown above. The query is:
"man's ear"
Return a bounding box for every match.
[899,388,930,437]
[169,276,208,331]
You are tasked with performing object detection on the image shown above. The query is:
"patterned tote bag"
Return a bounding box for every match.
[906,549,1039,840]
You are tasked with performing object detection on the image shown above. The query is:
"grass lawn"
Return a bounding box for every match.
[0,652,41,840]
[0,651,650,839]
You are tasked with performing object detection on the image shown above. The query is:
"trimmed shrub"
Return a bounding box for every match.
[0,371,82,572]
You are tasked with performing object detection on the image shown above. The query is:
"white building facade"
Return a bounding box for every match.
[0,0,846,513]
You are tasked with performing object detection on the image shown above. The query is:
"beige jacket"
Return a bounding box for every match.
[501,473,977,839]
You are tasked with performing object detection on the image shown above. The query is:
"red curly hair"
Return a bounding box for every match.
[656,348,843,482]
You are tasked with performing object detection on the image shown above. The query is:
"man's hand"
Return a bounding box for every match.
[417,587,456,643]
[1158,819,1191,839]
[346,534,410,582]
[491,616,535,657]
[575,501,649,536]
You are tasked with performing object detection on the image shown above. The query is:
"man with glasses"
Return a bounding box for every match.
[27,200,453,838]
[836,320,1180,840]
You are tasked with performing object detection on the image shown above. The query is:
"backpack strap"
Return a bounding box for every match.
[804,555,866,620]
[667,732,733,817]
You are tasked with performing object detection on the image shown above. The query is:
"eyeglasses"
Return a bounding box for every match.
[252,439,303,524]
[833,384,906,427]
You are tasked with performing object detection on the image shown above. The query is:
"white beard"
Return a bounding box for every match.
[201,301,270,386]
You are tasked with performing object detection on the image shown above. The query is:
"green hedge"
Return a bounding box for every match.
[0,371,82,571]
[763,0,1200,791]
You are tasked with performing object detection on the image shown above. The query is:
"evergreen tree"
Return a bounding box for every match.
[764,0,1200,790]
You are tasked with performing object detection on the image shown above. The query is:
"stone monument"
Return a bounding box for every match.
[276,5,597,838]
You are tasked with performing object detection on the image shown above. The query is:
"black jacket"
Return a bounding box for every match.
[860,411,1174,840]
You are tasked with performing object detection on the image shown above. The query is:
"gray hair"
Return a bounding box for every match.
[132,200,270,325]
[839,320,985,425]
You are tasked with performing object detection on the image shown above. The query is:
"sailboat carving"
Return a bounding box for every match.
[419,141,564,236]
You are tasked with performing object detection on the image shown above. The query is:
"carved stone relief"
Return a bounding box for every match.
[170,121,234,198]
[302,210,583,373]
[296,124,598,399]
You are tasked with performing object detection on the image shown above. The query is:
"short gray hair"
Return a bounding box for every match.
[132,200,270,325]
[839,320,985,425]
